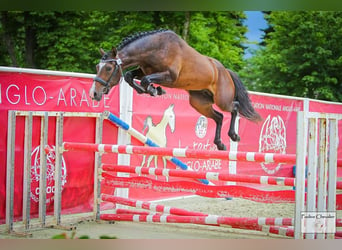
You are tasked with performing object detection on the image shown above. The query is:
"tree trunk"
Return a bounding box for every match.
[182,12,191,42]
[24,11,36,68]
[0,11,18,67]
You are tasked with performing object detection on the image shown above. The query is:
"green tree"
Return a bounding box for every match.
[242,11,342,102]
[188,12,247,70]
[0,11,247,74]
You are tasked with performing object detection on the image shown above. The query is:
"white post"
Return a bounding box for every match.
[228,116,239,185]
[39,112,48,227]
[94,113,104,220]
[294,111,308,239]
[305,118,317,239]
[54,112,64,225]
[23,112,33,230]
[6,110,16,233]
[115,79,133,200]
[316,118,328,239]
[327,118,338,239]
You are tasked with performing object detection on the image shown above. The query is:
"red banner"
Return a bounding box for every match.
[1,69,342,223]
[0,71,119,222]
[131,91,303,173]
[129,87,342,201]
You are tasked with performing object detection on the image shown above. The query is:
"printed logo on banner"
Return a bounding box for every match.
[258,115,287,174]
[140,104,175,171]
[195,116,208,139]
[30,145,67,203]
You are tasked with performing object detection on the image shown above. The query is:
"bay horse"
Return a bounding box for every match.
[89,29,262,150]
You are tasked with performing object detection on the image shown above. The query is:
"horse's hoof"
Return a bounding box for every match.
[147,85,157,96]
[156,86,165,95]
[231,134,240,142]
[215,142,226,151]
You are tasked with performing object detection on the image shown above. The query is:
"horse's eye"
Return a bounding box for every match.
[105,66,112,72]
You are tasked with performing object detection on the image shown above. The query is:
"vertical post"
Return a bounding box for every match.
[6,110,16,233]
[23,112,33,230]
[115,79,133,201]
[54,112,64,225]
[316,118,328,239]
[327,118,337,239]
[228,116,239,185]
[305,118,317,239]
[294,111,308,239]
[94,113,104,221]
[39,112,48,227]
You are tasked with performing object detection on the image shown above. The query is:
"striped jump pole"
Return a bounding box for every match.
[108,207,342,238]
[62,142,342,167]
[102,164,342,189]
[103,111,210,185]
[101,194,206,217]
[102,164,296,187]
[101,194,294,227]
[100,213,294,238]
[63,142,296,164]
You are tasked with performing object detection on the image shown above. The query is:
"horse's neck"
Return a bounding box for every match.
[157,115,169,130]
[146,115,168,146]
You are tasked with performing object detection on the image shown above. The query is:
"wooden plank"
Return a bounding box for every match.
[6,110,16,233]
[23,112,33,230]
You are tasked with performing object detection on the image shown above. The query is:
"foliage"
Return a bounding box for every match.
[2,11,341,102]
[0,11,247,73]
[188,12,247,70]
[241,11,342,102]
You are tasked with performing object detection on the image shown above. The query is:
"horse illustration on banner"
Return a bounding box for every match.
[141,104,176,171]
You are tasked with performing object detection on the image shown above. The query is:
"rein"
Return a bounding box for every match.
[93,58,123,88]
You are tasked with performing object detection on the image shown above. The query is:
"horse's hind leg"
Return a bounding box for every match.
[189,90,226,151]
[228,101,240,142]
[214,68,241,142]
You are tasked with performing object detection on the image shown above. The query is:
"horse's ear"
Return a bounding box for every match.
[99,48,106,56]
[111,47,117,57]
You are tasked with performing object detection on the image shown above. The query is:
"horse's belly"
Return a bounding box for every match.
[173,78,216,93]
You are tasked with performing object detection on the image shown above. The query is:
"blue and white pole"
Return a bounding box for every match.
[104,111,210,185]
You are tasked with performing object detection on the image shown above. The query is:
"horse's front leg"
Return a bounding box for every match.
[140,71,174,96]
[124,69,146,94]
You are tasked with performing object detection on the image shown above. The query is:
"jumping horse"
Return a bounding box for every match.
[89,29,262,150]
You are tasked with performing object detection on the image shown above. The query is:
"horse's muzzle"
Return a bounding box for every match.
[92,91,103,101]
[89,83,103,101]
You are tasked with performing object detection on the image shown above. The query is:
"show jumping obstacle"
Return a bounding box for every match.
[4,110,342,239]
[62,143,342,189]
[69,111,341,239]
[105,111,210,185]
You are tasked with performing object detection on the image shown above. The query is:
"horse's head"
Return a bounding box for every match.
[89,47,123,101]
[165,104,176,133]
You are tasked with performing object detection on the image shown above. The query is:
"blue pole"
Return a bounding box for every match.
[104,111,209,185]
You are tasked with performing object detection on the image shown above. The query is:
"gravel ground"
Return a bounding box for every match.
[1,195,299,239]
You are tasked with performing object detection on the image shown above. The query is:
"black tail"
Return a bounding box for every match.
[227,69,262,122]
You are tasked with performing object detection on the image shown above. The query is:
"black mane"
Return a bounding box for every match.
[117,29,170,51]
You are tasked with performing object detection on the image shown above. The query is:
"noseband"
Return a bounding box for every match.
[93,58,123,89]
